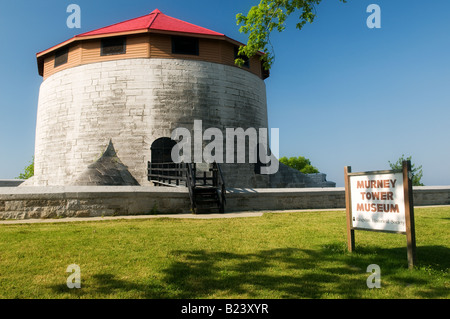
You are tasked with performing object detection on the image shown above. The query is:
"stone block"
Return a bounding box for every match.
[32,58,335,188]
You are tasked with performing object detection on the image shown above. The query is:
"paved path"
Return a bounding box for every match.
[1,206,447,225]
[0,208,347,225]
[0,212,265,225]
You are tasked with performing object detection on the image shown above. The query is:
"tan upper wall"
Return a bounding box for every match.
[41,33,265,80]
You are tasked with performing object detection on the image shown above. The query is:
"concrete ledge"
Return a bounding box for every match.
[0,186,449,220]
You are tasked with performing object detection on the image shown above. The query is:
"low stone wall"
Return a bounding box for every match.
[227,188,345,211]
[0,180,24,187]
[0,187,190,220]
[411,186,450,206]
[0,186,449,220]
[227,186,450,212]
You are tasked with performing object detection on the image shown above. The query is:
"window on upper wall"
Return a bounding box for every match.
[101,37,127,56]
[234,47,250,69]
[172,36,199,55]
[261,64,270,79]
[54,48,69,67]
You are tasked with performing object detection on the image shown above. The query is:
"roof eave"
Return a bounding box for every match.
[36,29,150,58]
[36,29,264,77]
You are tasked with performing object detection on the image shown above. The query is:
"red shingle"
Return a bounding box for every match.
[77,9,224,38]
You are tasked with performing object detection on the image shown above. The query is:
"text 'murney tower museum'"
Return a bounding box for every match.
[29,9,335,188]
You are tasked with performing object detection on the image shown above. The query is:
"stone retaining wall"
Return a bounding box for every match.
[0,180,24,187]
[0,186,449,220]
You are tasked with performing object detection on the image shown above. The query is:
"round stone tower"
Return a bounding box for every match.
[29,9,334,188]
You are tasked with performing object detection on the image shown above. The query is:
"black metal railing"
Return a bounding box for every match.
[147,162,187,187]
[148,161,226,213]
[212,162,226,211]
[185,163,196,212]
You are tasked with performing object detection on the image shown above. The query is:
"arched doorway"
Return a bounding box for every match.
[149,137,180,185]
[151,137,177,164]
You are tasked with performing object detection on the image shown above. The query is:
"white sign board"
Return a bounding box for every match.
[350,172,406,233]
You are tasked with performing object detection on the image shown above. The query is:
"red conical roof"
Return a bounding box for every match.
[77,9,224,38]
[36,9,267,78]
[37,9,229,58]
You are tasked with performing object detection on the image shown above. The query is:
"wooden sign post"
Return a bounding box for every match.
[344,161,416,269]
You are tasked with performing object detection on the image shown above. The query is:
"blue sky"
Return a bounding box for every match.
[0,0,449,187]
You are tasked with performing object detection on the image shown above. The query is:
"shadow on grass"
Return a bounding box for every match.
[159,248,360,299]
[49,245,449,299]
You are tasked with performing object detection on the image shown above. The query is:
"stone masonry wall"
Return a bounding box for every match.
[32,58,268,187]
[1,186,449,220]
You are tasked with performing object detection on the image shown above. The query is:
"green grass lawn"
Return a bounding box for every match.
[0,207,448,299]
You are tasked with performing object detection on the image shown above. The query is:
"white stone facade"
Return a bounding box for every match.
[32,58,269,186]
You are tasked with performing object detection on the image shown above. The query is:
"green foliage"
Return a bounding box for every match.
[279,156,319,174]
[236,0,347,70]
[388,154,424,186]
[16,156,34,180]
